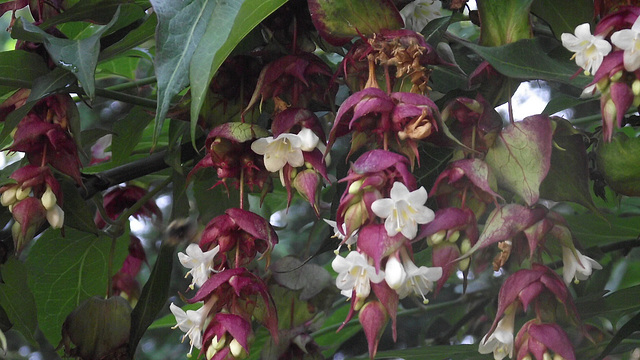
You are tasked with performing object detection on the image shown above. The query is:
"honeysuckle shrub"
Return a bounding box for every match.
[0,1,639,360]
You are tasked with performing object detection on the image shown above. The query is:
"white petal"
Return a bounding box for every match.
[574,23,593,39]
[624,49,640,71]
[298,128,319,151]
[251,137,272,155]
[408,186,428,207]
[264,152,288,172]
[286,148,305,168]
[411,205,435,224]
[371,198,394,218]
[389,182,411,201]
[384,256,406,289]
[400,220,418,239]
[384,215,400,237]
[611,29,635,49]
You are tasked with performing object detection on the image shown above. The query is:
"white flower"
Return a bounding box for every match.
[384,256,407,290]
[561,23,612,75]
[297,127,320,151]
[324,219,358,252]
[562,246,602,284]
[611,16,640,71]
[371,182,435,239]
[478,307,516,360]
[251,133,305,172]
[400,0,443,33]
[178,244,220,289]
[396,257,442,302]
[332,251,385,298]
[170,302,207,355]
[46,204,64,229]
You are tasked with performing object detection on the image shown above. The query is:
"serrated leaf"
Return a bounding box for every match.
[12,10,121,99]
[0,257,38,345]
[460,37,592,88]
[485,115,553,205]
[25,227,129,346]
[151,0,220,147]
[129,241,177,354]
[530,0,593,39]
[0,50,49,95]
[60,180,100,234]
[112,107,153,166]
[189,0,286,146]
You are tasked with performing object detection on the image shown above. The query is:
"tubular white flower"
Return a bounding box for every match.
[371,182,435,239]
[396,256,442,301]
[478,307,516,360]
[178,244,220,289]
[251,133,304,172]
[400,0,443,33]
[332,251,385,298]
[561,23,612,75]
[611,16,640,71]
[562,246,602,284]
[170,302,207,356]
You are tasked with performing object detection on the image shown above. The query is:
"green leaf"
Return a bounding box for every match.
[97,56,142,80]
[192,167,240,223]
[461,37,592,88]
[542,93,594,115]
[314,304,362,358]
[485,115,553,205]
[111,107,154,166]
[25,227,129,346]
[531,0,593,39]
[577,285,640,321]
[151,0,221,147]
[564,214,640,248]
[477,0,534,46]
[99,13,158,61]
[0,257,38,345]
[370,345,492,360]
[129,241,177,354]
[60,180,100,234]
[540,119,597,211]
[0,50,49,95]
[39,0,145,31]
[12,9,121,99]
[189,0,287,145]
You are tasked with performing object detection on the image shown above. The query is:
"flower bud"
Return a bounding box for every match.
[349,179,364,194]
[428,230,446,245]
[460,238,471,254]
[553,355,565,360]
[205,346,217,360]
[15,186,31,201]
[610,70,623,82]
[384,256,406,290]
[633,80,640,96]
[458,257,470,272]
[47,204,65,229]
[543,352,552,360]
[229,338,246,358]
[41,186,57,210]
[1,186,17,206]
[447,230,460,243]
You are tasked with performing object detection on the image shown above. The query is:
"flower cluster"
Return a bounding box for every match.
[170,208,279,359]
[562,7,640,140]
[0,91,82,253]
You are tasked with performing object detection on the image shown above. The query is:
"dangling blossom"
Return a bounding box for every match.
[478,305,517,360]
[332,251,385,298]
[610,16,640,71]
[384,256,407,290]
[170,302,208,356]
[561,23,612,75]
[561,246,602,284]
[324,219,358,252]
[400,0,443,33]
[395,255,442,302]
[178,244,220,289]
[371,182,435,239]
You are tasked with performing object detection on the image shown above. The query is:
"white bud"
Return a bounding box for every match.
[205,346,217,360]
[1,187,17,206]
[229,339,245,358]
[41,186,57,210]
[384,256,406,290]
[447,230,460,243]
[428,230,446,245]
[348,179,364,194]
[47,204,64,229]
[15,186,31,201]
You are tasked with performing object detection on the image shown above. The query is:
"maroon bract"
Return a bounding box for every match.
[11,197,47,253]
[515,320,576,360]
[358,301,388,359]
[189,122,270,192]
[440,95,503,153]
[112,236,146,304]
[94,185,162,229]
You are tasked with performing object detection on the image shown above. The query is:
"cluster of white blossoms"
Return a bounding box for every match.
[562,17,640,75]
[169,244,220,355]
[371,182,435,240]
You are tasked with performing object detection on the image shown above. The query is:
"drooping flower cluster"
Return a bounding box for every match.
[0,90,82,253]
[170,208,279,359]
[562,7,640,140]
